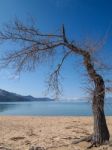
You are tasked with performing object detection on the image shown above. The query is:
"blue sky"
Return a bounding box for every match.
[0,0,112,99]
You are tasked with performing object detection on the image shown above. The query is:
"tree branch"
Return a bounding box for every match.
[47,50,71,97]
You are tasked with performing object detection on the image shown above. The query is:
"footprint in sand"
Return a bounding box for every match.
[24,140,31,145]
[65,126,74,129]
[10,136,25,141]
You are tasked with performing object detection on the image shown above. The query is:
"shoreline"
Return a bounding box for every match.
[0,116,112,150]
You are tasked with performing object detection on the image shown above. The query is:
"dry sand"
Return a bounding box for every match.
[0,116,112,150]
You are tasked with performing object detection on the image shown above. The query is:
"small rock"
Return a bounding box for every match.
[0,146,11,150]
[29,146,46,150]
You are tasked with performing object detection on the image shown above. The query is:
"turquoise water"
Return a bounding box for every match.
[0,101,112,116]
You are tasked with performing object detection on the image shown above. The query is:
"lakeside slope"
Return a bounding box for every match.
[0,117,112,150]
[0,89,53,102]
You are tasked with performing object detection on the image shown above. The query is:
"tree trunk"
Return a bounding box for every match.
[92,75,110,145]
[82,52,110,145]
[66,43,110,146]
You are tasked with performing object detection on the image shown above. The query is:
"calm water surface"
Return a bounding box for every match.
[0,101,112,116]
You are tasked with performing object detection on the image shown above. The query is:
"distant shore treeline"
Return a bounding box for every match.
[0,89,53,102]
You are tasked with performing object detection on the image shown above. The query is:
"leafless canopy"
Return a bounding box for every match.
[0,20,73,96]
[0,19,112,97]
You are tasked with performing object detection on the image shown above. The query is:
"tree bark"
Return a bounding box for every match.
[66,43,110,145]
[83,52,110,145]
[92,74,110,145]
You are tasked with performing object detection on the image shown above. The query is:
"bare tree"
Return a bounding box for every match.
[0,19,111,147]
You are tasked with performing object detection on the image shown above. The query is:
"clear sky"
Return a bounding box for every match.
[0,0,112,99]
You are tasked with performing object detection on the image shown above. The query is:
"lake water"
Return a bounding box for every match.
[0,101,112,116]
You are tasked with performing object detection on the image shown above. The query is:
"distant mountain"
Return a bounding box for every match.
[58,97,112,103]
[0,89,53,102]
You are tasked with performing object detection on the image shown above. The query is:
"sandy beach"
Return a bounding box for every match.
[0,117,112,150]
